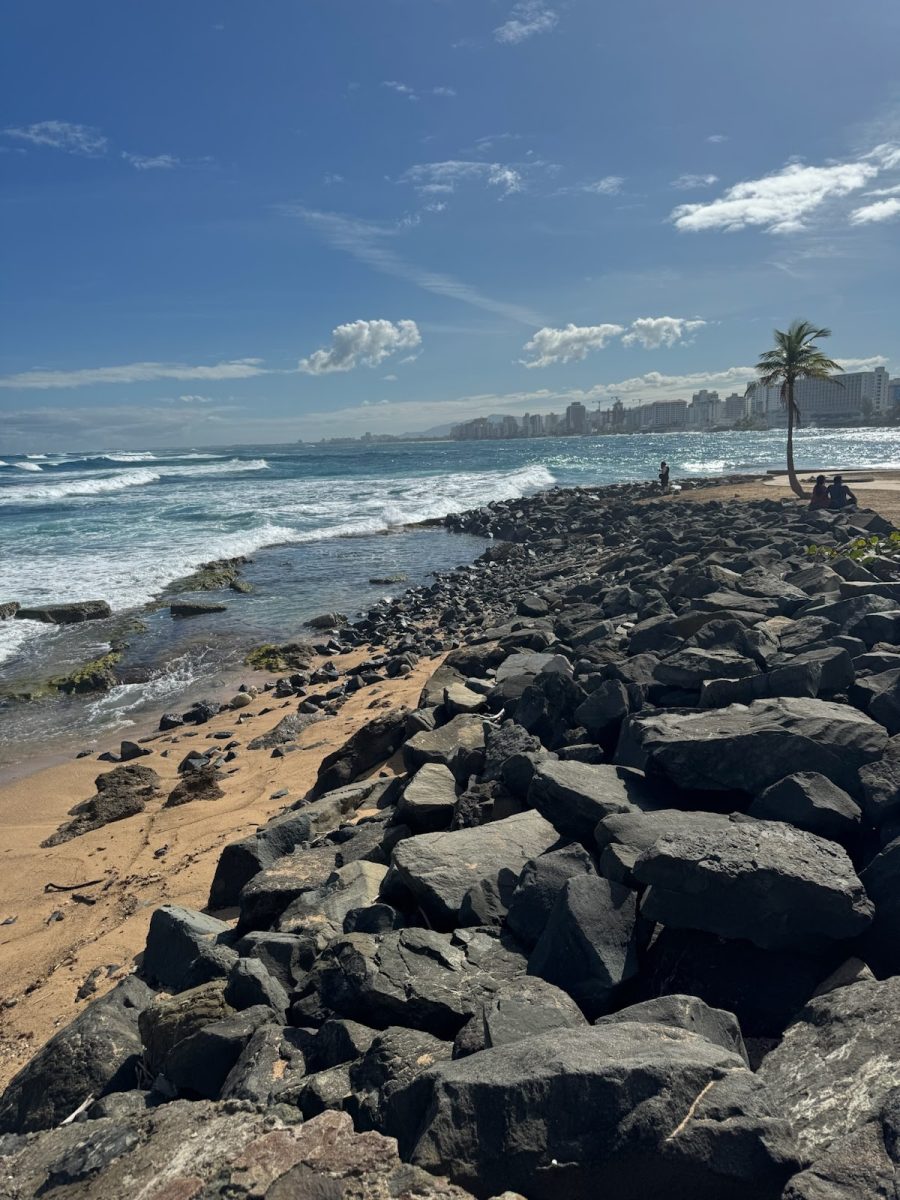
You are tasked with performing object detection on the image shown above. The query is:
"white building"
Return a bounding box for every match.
[689,389,721,427]
[722,392,748,423]
[760,366,890,424]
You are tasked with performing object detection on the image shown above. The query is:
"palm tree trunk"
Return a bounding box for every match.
[786,380,805,498]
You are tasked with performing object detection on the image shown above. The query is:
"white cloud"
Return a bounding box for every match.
[622,317,706,349]
[671,173,718,189]
[671,156,881,234]
[864,184,900,197]
[521,324,626,368]
[3,120,108,157]
[835,356,889,370]
[401,160,523,196]
[432,86,457,97]
[495,1,559,44]
[177,394,217,403]
[581,176,624,195]
[706,134,728,144]
[298,319,421,375]
[323,172,344,185]
[849,197,900,225]
[0,358,268,390]
[285,207,545,326]
[121,151,180,170]
[383,81,456,102]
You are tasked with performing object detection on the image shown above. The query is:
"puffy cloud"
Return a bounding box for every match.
[3,120,108,157]
[0,358,267,390]
[671,157,880,234]
[671,173,718,189]
[401,160,523,196]
[121,151,180,170]
[521,323,625,368]
[849,197,900,225]
[622,317,706,348]
[495,1,559,44]
[298,319,421,375]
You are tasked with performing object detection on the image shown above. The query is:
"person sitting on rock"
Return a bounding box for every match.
[827,474,857,511]
[809,474,830,510]
[658,461,670,493]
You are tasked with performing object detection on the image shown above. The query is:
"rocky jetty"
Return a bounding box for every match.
[4,480,900,1198]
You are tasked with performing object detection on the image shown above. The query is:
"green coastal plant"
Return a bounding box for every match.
[748,321,843,499]
[806,531,900,563]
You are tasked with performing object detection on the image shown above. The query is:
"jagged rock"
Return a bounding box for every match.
[528,760,661,840]
[307,1019,378,1072]
[528,874,642,1016]
[386,810,558,928]
[595,995,748,1066]
[220,1023,308,1103]
[453,976,586,1058]
[444,682,486,715]
[653,647,759,689]
[403,714,486,780]
[759,978,900,1169]
[506,843,598,947]
[748,771,861,842]
[164,1005,273,1098]
[15,601,111,624]
[0,976,152,1134]
[312,707,410,795]
[225,957,290,1020]
[170,600,227,617]
[860,837,900,976]
[619,697,887,796]
[850,666,900,734]
[41,764,161,847]
[141,905,229,991]
[164,764,224,807]
[595,809,740,887]
[348,1026,453,1136]
[208,809,316,909]
[858,733,900,827]
[633,819,873,950]
[391,1024,798,1200]
[235,931,308,991]
[248,711,322,752]
[138,980,233,1076]
[277,860,388,955]
[305,927,526,1038]
[237,845,345,935]
[573,679,630,737]
[398,763,459,831]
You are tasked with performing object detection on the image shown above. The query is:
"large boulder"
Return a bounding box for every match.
[386,810,558,929]
[618,697,887,796]
[453,976,586,1058]
[506,843,598,948]
[305,927,526,1039]
[391,1024,798,1200]
[141,905,230,991]
[632,820,873,951]
[748,771,861,843]
[759,977,900,1171]
[595,809,739,887]
[208,808,314,909]
[311,706,410,795]
[0,976,152,1134]
[527,760,661,840]
[398,763,459,832]
[348,1026,454,1136]
[595,995,749,1066]
[15,600,111,624]
[528,875,642,1016]
[403,715,486,780]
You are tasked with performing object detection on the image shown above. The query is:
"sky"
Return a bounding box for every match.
[2,0,900,451]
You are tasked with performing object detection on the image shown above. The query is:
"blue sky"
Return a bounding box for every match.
[2,0,899,450]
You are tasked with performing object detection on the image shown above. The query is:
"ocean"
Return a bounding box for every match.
[2,427,899,764]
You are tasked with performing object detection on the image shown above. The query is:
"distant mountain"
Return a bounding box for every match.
[405,414,509,438]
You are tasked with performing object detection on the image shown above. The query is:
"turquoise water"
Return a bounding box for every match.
[1,428,898,759]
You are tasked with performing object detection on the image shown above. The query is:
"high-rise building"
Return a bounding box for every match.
[640,400,688,430]
[499,415,519,439]
[528,413,544,436]
[565,401,588,434]
[545,412,560,434]
[890,379,900,413]
[689,389,721,427]
[762,367,890,424]
[722,392,748,424]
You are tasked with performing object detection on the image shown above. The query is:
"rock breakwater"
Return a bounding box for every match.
[3,479,900,1198]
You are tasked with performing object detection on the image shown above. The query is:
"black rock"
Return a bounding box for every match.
[312,707,410,795]
[595,994,748,1066]
[748,771,861,843]
[453,975,586,1059]
[15,601,111,624]
[141,905,230,992]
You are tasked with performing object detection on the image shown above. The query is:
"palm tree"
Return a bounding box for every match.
[748,321,843,498]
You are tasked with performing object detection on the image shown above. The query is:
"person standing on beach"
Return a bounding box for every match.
[809,475,830,510]
[658,461,670,493]
[827,474,857,510]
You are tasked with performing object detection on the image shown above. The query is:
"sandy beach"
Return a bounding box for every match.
[0,646,439,1091]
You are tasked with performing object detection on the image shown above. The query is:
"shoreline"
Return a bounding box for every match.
[2,465,900,1094]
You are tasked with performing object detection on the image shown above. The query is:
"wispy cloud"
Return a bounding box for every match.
[400,160,524,197]
[706,134,728,144]
[121,151,180,170]
[0,358,268,391]
[671,173,718,190]
[521,316,706,366]
[3,120,108,157]
[283,206,545,326]
[522,324,625,368]
[579,176,624,195]
[849,197,900,225]
[495,1,559,44]
[671,143,900,234]
[298,319,421,374]
[382,81,457,102]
